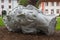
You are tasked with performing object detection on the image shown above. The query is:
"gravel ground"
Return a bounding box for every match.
[0,27,60,40]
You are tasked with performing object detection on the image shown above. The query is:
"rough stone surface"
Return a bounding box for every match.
[3,5,57,35]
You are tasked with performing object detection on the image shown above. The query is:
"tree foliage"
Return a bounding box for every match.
[19,0,29,6]
[19,0,40,8]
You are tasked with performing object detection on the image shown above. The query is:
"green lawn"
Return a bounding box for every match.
[0,16,60,30]
[0,16,5,26]
[56,17,60,30]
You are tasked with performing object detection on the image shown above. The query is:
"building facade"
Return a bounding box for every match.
[0,0,19,15]
[39,2,60,15]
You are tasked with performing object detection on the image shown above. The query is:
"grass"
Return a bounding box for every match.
[0,16,5,26]
[56,17,60,30]
[0,16,60,30]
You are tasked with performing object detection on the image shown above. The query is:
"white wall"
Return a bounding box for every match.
[44,2,60,15]
[0,0,19,15]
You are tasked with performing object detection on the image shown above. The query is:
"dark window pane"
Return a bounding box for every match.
[45,2,48,6]
[56,2,60,6]
[17,0,19,3]
[45,9,48,13]
[9,5,11,9]
[1,5,4,9]
[51,9,54,14]
[57,9,59,13]
[9,0,11,3]
[1,0,4,3]
[51,2,54,6]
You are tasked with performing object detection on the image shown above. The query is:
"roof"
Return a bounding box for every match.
[40,0,60,2]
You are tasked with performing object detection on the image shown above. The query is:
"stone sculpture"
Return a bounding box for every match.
[3,5,57,35]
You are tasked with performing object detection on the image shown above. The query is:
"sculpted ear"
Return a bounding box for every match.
[2,10,7,18]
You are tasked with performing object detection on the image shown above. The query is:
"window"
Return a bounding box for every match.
[17,0,19,3]
[56,2,60,6]
[9,5,11,9]
[1,0,4,3]
[9,0,11,3]
[45,2,48,6]
[51,9,54,14]
[1,5,4,9]
[51,2,54,6]
[45,9,48,11]
[45,9,48,13]
[57,9,59,14]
